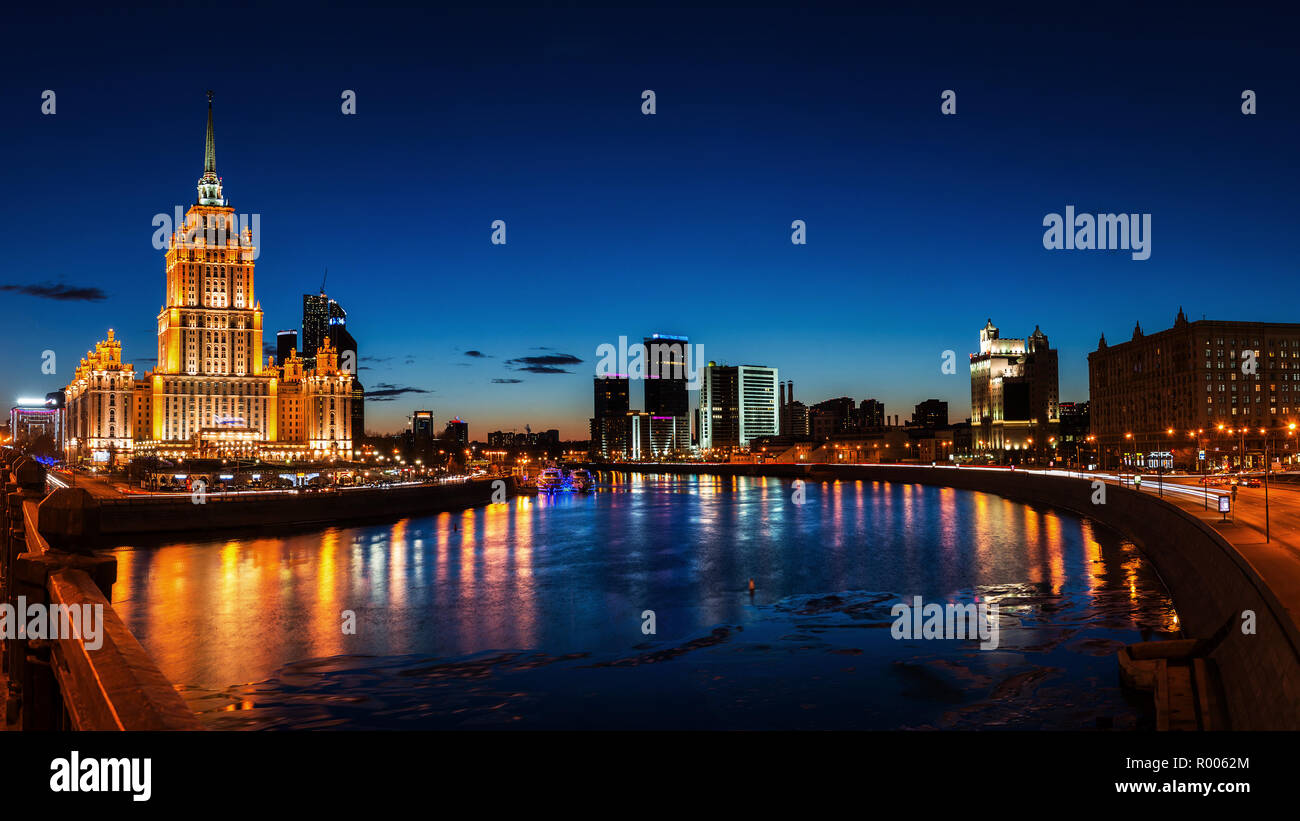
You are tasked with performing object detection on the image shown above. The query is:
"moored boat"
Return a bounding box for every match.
[536,468,564,492]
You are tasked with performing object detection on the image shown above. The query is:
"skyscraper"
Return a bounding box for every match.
[590,375,631,458]
[276,329,298,365]
[700,363,778,450]
[148,92,277,446]
[643,334,691,454]
[301,292,330,370]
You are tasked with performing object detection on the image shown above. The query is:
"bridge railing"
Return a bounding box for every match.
[1,450,201,730]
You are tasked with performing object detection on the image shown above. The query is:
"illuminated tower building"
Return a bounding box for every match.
[643,334,691,455]
[151,92,278,453]
[700,363,778,451]
[301,292,330,370]
[969,318,1059,462]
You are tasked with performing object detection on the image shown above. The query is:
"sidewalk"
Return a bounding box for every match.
[1130,478,1300,636]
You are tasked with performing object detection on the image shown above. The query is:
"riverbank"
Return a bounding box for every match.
[47,476,517,542]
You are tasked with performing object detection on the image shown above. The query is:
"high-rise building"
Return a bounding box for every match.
[593,375,630,417]
[643,334,691,454]
[444,418,469,447]
[590,375,632,458]
[276,330,298,366]
[700,363,778,450]
[412,411,435,441]
[1088,309,1300,469]
[147,94,279,452]
[301,292,330,370]
[859,399,886,428]
[969,318,1059,462]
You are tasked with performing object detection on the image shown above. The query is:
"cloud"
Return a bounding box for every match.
[365,383,432,402]
[0,282,107,302]
[492,378,523,384]
[505,353,582,374]
[361,355,392,363]
[464,350,490,358]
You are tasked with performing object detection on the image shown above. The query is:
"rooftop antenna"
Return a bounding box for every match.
[321,267,328,295]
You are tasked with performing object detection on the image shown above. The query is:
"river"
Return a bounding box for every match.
[109,473,1179,729]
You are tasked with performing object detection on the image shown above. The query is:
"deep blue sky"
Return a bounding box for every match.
[2,4,1296,437]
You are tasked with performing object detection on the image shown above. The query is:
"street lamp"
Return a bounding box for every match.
[1260,422,1297,543]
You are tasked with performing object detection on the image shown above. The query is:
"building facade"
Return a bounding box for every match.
[64,329,135,459]
[642,334,691,454]
[969,318,1059,462]
[700,363,778,450]
[589,375,631,458]
[1088,309,1300,469]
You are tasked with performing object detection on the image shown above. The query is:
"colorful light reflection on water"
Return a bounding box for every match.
[109,474,1179,729]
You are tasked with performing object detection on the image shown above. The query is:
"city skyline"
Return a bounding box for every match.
[2,7,1297,439]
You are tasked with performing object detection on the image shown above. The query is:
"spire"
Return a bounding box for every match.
[197,91,226,206]
[204,90,216,174]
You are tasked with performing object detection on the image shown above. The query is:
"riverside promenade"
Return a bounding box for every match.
[1132,477,1300,646]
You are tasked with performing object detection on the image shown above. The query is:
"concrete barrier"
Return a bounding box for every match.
[91,476,515,537]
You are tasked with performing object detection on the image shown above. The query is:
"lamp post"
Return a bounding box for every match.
[1190,429,1207,509]
[1123,432,1133,483]
[1261,423,1297,543]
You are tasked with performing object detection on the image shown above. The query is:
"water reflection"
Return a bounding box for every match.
[109,475,1178,729]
